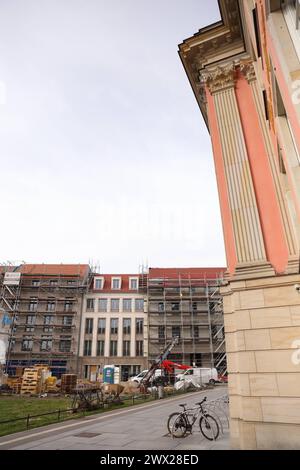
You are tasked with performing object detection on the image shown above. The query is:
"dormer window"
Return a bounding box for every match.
[129,277,138,290]
[112,278,121,290]
[94,277,104,290]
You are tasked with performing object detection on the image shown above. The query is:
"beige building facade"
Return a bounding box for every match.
[79,274,148,382]
[179,0,300,449]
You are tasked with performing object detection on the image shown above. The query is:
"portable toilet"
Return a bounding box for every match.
[103,365,114,384]
[114,366,120,384]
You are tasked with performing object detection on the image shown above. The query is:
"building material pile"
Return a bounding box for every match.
[61,374,77,393]
[20,365,51,395]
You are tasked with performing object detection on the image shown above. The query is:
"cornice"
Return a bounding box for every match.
[178,0,245,127]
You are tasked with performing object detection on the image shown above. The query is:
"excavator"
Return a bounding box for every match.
[139,337,191,391]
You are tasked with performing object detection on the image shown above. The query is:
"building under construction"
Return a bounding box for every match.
[0,263,91,377]
[141,268,227,375]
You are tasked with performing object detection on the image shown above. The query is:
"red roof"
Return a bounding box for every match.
[20,264,90,278]
[91,274,140,293]
[149,267,225,280]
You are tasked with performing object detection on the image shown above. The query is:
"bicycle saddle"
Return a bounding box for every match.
[179,404,187,408]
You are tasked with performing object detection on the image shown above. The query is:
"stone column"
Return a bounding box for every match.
[203,63,269,274]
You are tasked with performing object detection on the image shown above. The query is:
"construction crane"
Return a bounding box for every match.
[161,360,191,374]
[140,337,179,391]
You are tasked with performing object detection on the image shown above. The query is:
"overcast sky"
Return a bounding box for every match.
[0,0,226,273]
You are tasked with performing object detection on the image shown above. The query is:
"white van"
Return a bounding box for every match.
[175,367,218,386]
[130,369,163,384]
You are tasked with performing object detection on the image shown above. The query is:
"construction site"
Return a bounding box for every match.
[141,268,226,376]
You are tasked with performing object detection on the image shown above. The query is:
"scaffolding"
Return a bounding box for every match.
[141,271,227,374]
[0,263,91,377]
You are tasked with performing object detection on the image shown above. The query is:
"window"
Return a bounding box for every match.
[262,89,269,121]
[123,341,131,356]
[32,280,40,287]
[136,341,143,356]
[98,298,107,312]
[171,302,180,311]
[172,326,181,339]
[252,6,262,58]
[22,338,33,351]
[135,299,144,312]
[26,315,36,325]
[98,318,106,334]
[44,315,53,333]
[43,326,53,333]
[86,298,95,312]
[158,302,164,313]
[47,299,56,312]
[282,1,300,60]
[29,298,38,312]
[111,299,119,312]
[25,326,35,332]
[158,325,165,340]
[191,326,199,338]
[94,278,103,290]
[50,279,58,286]
[67,280,75,285]
[97,340,105,356]
[85,318,93,334]
[192,302,198,312]
[111,318,118,335]
[40,337,52,352]
[63,316,73,326]
[132,365,141,376]
[110,340,118,356]
[123,299,132,312]
[136,318,143,335]
[83,340,92,356]
[123,318,131,335]
[59,338,71,352]
[112,278,121,289]
[130,278,138,290]
[64,298,73,312]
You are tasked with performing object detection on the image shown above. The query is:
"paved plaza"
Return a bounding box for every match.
[0,386,229,450]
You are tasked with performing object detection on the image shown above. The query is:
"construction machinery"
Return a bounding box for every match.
[140,337,179,391]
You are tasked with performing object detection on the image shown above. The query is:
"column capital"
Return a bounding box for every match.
[201,62,237,94]
[240,59,256,83]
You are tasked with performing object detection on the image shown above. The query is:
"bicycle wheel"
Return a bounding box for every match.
[167,412,188,438]
[199,414,219,441]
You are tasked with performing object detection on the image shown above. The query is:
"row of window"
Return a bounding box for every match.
[27,298,74,312]
[30,280,77,287]
[158,325,205,339]
[83,340,144,357]
[25,315,73,325]
[94,277,139,290]
[152,301,207,312]
[86,298,144,313]
[85,318,144,335]
[21,337,71,352]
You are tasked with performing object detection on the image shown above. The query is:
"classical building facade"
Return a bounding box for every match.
[79,274,148,382]
[179,0,300,449]
[0,264,90,377]
[145,268,226,373]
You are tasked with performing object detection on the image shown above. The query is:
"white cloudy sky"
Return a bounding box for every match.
[0,0,226,273]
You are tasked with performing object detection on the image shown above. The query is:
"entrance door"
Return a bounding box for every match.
[121,365,131,381]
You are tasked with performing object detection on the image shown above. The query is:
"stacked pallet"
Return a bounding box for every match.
[61,374,77,393]
[20,368,44,395]
[7,376,22,394]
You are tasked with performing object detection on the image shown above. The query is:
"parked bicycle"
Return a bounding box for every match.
[167,397,220,441]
